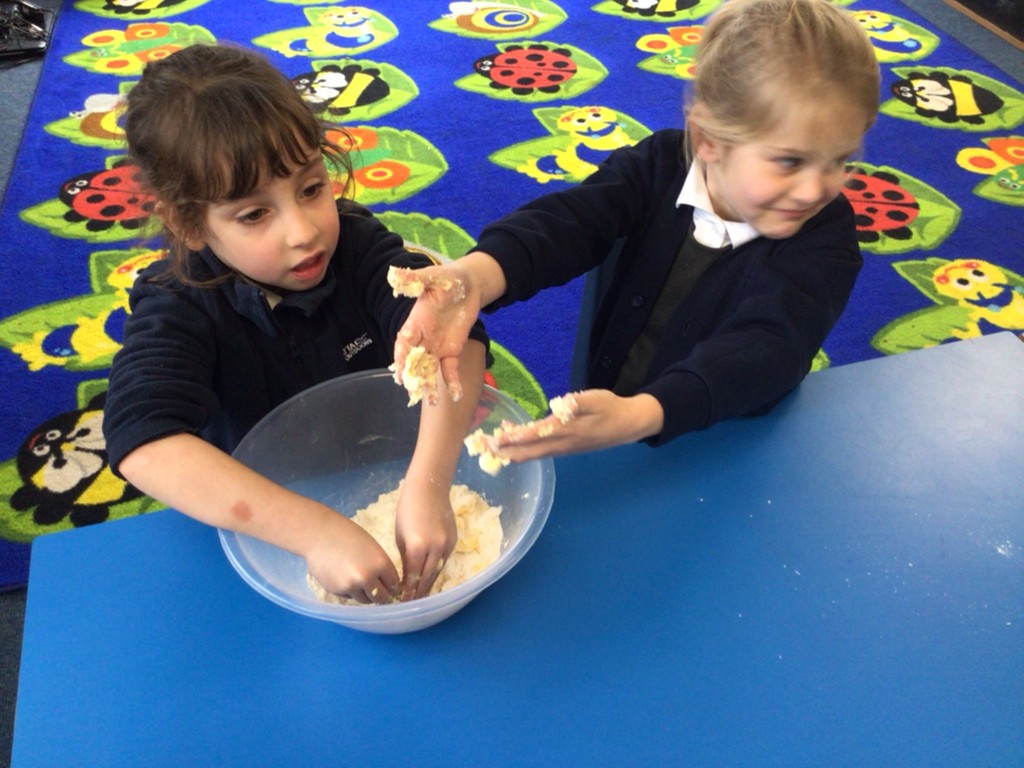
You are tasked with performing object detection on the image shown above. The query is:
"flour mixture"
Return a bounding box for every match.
[308,483,503,605]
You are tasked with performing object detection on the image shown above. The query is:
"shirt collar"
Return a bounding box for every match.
[198,246,336,331]
[676,159,761,249]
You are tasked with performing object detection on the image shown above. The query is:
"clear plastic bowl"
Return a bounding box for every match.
[218,370,555,633]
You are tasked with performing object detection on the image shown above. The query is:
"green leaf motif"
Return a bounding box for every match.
[64,23,216,76]
[882,67,1024,132]
[253,7,398,58]
[972,174,1024,207]
[19,156,159,243]
[489,342,549,420]
[845,162,960,255]
[429,1,567,40]
[73,0,213,20]
[44,82,134,150]
[635,26,703,80]
[871,305,974,355]
[0,380,163,544]
[0,249,163,372]
[872,257,1024,354]
[374,211,548,417]
[809,348,830,373]
[892,257,952,303]
[490,105,651,184]
[295,60,418,122]
[341,126,448,206]
[455,41,608,103]
[376,212,474,265]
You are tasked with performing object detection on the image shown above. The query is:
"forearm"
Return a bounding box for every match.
[458,251,508,308]
[404,339,487,489]
[118,433,336,557]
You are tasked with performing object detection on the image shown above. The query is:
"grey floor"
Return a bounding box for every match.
[0,3,1019,767]
[1,4,64,766]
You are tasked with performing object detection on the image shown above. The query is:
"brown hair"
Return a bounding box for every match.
[122,44,354,284]
[684,0,880,159]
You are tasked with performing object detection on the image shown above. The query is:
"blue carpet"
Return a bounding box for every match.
[0,0,1022,588]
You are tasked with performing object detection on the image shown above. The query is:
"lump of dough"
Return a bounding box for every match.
[549,393,578,424]
[465,427,510,476]
[387,265,425,298]
[463,394,578,475]
[387,264,465,301]
[389,345,438,406]
[308,483,503,606]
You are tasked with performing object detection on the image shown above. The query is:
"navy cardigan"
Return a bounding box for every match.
[105,202,489,474]
[476,129,863,445]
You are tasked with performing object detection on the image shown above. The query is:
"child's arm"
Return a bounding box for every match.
[395,338,487,600]
[392,252,506,404]
[492,389,665,462]
[118,433,401,604]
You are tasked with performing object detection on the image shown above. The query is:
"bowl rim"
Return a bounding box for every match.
[217,372,555,625]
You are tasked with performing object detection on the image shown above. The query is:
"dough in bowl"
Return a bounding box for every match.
[308,483,503,605]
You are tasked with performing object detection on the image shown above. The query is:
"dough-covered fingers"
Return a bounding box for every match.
[390,345,441,406]
[439,356,463,402]
[400,551,446,601]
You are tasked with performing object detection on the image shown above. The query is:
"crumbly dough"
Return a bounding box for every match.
[465,427,510,476]
[387,265,425,297]
[389,345,438,406]
[308,484,503,605]
[549,393,579,424]
[465,393,579,474]
[387,264,466,301]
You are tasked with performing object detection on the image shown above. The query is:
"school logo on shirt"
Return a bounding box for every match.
[342,333,373,361]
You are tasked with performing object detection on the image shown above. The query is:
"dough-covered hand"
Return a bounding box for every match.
[395,481,458,601]
[495,389,664,461]
[305,513,401,605]
[390,262,487,405]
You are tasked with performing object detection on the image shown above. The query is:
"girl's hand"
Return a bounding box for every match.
[391,252,505,405]
[304,512,401,605]
[392,263,482,404]
[395,480,458,601]
[495,390,665,461]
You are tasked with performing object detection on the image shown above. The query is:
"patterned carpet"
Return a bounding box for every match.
[0,0,1022,588]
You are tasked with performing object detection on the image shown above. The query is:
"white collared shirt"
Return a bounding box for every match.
[676,159,761,249]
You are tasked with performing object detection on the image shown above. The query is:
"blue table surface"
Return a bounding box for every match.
[13,333,1024,767]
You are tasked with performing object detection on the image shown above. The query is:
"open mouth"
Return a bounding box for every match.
[291,252,325,279]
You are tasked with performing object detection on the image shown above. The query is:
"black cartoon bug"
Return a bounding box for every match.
[292,63,390,116]
[891,71,1004,125]
[10,393,143,528]
[613,0,698,17]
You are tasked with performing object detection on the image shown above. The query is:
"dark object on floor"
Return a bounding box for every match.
[0,0,55,69]
[946,0,1024,47]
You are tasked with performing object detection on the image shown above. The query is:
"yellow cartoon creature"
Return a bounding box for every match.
[933,259,1024,338]
[522,106,636,183]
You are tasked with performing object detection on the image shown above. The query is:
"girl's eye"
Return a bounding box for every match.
[775,157,802,170]
[238,208,267,225]
[302,181,326,199]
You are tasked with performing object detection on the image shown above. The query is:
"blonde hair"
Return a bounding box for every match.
[122,44,354,284]
[684,0,880,158]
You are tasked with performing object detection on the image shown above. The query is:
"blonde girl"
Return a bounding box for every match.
[391,0,880,461]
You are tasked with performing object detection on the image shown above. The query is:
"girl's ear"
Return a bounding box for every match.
[690,123,723,164]
[687,103,724,164]
[157,202,205,252]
